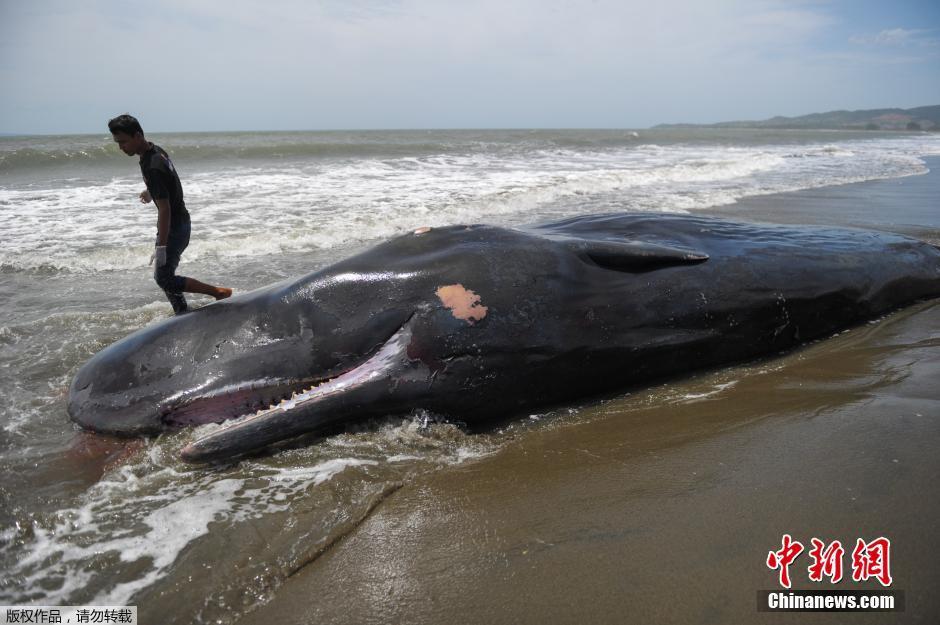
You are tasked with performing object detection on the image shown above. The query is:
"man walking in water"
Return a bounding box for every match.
[108,114,231,314]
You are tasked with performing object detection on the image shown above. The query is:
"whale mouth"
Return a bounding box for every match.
[161,320,413,429]
[180,318,424,463]
[160,377,337,427]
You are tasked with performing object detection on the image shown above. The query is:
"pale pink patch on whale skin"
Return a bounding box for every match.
[436,284,488,325]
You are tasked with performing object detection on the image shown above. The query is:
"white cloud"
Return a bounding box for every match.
[850,27,939,47]
[876,28,919,45]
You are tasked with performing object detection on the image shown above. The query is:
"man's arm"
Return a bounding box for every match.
[154,198,171,247]
[143,167,171,265]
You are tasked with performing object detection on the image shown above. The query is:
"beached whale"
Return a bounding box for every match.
[67,213,940,463]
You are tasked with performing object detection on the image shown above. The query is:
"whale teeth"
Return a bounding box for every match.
[229,379,338,426]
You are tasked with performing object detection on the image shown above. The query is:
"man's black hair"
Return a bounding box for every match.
[108,114,143,136]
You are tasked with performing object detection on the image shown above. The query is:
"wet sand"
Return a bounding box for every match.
[707,158,940,237]
[243,163,940,624]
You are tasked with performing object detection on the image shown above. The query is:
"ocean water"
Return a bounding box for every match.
[1,128,939,621]
[3,128,939,276]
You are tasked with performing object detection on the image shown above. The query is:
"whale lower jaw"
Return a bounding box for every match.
[180,319,425,464]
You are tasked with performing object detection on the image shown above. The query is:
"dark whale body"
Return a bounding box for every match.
[66,214,940,463]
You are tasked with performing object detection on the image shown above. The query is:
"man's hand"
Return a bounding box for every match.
[150,246,167,267]
[140,189,152,204]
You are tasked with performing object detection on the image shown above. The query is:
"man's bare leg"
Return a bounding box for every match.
[184,277,233,300]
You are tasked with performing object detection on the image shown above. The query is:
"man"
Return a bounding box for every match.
[108,114,231,313]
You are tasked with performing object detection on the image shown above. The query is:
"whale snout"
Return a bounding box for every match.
[67,377,166,435]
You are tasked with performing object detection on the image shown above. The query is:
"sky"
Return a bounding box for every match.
[1,0,939,133]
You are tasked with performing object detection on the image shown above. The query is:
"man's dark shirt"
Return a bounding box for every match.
[139,143,190,231]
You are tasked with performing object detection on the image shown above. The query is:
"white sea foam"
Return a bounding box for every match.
[5,469,242,606]
[680,381,739,401]
[2,134,937,274]
[0,416,498,606]
[1,456,377,605]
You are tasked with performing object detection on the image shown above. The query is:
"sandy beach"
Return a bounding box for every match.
[240,161,940,625]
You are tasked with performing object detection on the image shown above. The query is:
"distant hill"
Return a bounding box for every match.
[655,105,940,131]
